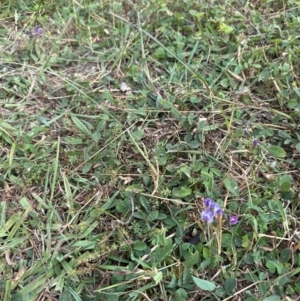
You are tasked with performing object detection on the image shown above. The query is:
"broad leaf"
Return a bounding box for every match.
[173,186,192,198]
[267,145,286,158]
[192,276,216,291]
[224,277,237,293]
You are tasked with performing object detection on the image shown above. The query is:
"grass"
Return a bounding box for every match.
[0,0,300,300]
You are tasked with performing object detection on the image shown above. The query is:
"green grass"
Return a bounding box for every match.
[1,0,300,300]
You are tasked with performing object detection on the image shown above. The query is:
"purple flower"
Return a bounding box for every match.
[211,202,223,215]
[33,27,43,35]
[201,209,214,223]
[201,198,223,223]
[229,216,238,225]
[204,198,213,209]
[253,139,258,147]
[244,129,250,135]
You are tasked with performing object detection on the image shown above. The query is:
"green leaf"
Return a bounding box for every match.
[71,115,92,137]
[187,140,199,149]
[172,186,192,198]
[224,177,239,196]
[116,198,131,213]
[91,131,101,142]
[167,276,177,289]
[9,174,24,186]
[71,240,96,249]
[221,233,232,248]
[65,136,83,144]
[262,296,281,301]
[179,165,191,178]
[277,274,291,286]
[131,129,144,140]
[224,277,237,293]
[220,22,234,34]
[68,287,83,301]
[202,247,211,259]
[133,240,147,251]
[159,98,172,109]
[258,282,267,295]
[0,119,17,133]
[183,250,200,268]
[11,293,23,301]
[242,235,251,249]
[153,271,163,285]
[192,276,216,291]
[155,47,166,59]
[59,290,72,301]
[266,260,283,274]
[244,297,259,301]
[139,196,151,213]
[259,272,267,280]
[266,145,286,158]
[154,238,173,263]
[130,253,151,269]
[279,248,292,263]
[220,78,229,88]
[19,197,31,211]
[37,115,50,126]
[279,174,292,192]
[280,181,291,192]
[125,184,144,192]
[82,162,93,174]
[148,210,159,221]
[174,288,188,301]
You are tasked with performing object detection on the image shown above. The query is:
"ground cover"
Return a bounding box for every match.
[0,0,300,300]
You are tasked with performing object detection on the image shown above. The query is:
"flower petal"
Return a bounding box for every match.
[33,27,43,35]
[211,203,223,215]
[201,209,214,223]
[204,198,213,209]
[229,216,238,225]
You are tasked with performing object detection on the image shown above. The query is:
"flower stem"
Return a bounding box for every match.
[217,214,222,254]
